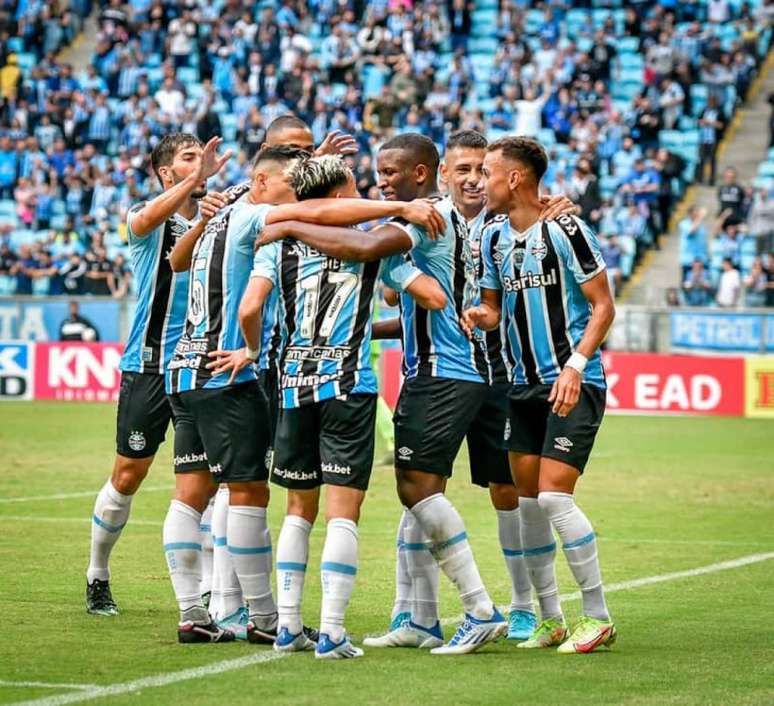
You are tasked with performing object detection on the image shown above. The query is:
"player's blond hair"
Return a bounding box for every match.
[288,155,353,201]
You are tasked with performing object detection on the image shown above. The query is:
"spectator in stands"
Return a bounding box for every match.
[59,301,99,341]
[600,235,623,295]
[748,187,774,251]
[617,200,649,247]
[698,95,725,185]
[683,259,714,307]
[569,157,601,227]
[109,253,131,298]
[743,257,770,307]
[716,257,742,307]
[679,206,709,279]
[714,212,746,268]
[85,247,113,296]
[59,253,88,295]
[10,244,36,295]
[658,77,685,130]
[717,167,747,222]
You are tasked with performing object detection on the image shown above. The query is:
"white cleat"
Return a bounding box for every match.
[430,609,507,656]
[363,619,444,649]
[315,633,364,659]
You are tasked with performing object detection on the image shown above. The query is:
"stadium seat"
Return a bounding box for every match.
[757,162,774,178]
[617,37,639,53]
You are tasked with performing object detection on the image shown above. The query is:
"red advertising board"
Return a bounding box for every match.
[379,350,746,416]
[34,342,123,402]
[602,352,745,416]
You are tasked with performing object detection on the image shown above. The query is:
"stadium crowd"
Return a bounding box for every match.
[0,0,773,304]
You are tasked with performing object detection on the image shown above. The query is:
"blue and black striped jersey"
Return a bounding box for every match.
[480,214,607,389]
[391,197,489,384]
[166,200,272,393]
[120,205,195,375]
[253,238,421,408]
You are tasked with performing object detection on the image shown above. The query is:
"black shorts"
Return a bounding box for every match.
[393,376,488,478]
[257,366,279,445]
[116,372,207,472]
[505,383,606,473]
[271,394,377,491]
[170,380,271,483]
[466,383,513,488]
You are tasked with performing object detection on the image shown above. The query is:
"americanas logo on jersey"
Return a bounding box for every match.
[0,341,34,400]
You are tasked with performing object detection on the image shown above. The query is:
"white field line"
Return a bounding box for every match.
[9,551,774,706]
[0,487,172,505]
[0,682,97,691]
[0,515,770,549]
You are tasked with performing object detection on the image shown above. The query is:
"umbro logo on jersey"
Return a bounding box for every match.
[553,437,573,452]
[397,446,414,461]
[128,430,146,452]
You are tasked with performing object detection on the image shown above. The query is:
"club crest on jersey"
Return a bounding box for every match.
[531,239,547,260]
[128,430,146,452]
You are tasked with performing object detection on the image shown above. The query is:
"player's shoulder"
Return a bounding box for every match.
[547,214,594,241]
[223,180,251,205]
[481,213,509,240]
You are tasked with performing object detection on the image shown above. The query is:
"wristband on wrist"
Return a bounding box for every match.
[565,351,588,374]
[245,346,259,361]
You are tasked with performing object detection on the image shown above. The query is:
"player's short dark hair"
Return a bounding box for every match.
[446,130,488,152]
[150,133,202,181]
[252,145,308,170]
[487,136,548,182]
[379,133,440,173]
[266,115,311,141]
[289,155,352,200]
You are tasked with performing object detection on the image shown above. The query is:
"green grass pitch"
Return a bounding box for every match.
[1,402,773,705]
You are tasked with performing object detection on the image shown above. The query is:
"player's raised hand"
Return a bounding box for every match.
[206,348,255,385]
[199,191,227,223]
[548,366,581,417]
[539,194,580,221]
[400,200,445,240]
[460,306,484,340]
[315,130,359,156]
[199,136,233,180]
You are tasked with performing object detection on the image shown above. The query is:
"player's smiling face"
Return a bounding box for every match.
[482,150,511,214]
[169,144,207,199]
[376,148,420,202]
[442,147,485,211]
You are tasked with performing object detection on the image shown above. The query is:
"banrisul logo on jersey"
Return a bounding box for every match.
[0,341,34,400]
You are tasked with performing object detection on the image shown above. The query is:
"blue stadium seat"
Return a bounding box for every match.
[617,37,639,53]
[176,66,200,85]
[7,37,23,53]
[16,52,36,72]
[220,113,238,142]
[757,162,774,178]
[0,274,14,295]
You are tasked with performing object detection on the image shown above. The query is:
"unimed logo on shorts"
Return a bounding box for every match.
[0,341,33,400]
[35,342,123,402]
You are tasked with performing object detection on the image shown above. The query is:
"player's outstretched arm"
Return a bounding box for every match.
[131,137,231,237]
[404,274,447,310]
[168,191,228,272]
[259,222,415,262]
[460,288,501,339]
[549,270,615,418]
[372,317,401,340]
[263,199,444,239]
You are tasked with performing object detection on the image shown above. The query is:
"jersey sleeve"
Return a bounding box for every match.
[552,216,606,284]
[251,240,280,288]
[381,253,422,292]
[479,225,502,290]
[236,203,274,251]
[387,217,423,249]
[125,202,159,245]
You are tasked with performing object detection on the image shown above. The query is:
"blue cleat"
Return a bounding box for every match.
[430,608,507,655]
[507,609,538,641]
[215,606,249,641]
[315,633,364,660]
[273,626,316,652]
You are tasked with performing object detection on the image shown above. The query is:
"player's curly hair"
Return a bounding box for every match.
[487,136,548,182]
[288,155,353,201]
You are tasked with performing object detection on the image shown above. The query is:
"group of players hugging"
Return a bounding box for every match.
[83,116,616,659]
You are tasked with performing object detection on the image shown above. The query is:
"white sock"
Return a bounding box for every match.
[496,508,534,614]
[404,510,440,628]
[162,500,204,618]
[391,509,412,621]
[320,518,358,643]
[410,493,493,620]
[87,480,133,583]
[199,497,214,599]
[538,491,610,621]
[227,505,276,626]
[518,497,563,622]
[276,514,312,635]
[211,487,242,620]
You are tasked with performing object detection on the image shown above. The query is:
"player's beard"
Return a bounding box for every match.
[172,169,207,200]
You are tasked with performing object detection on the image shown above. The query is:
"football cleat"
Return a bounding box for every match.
[556,616,617,654]
[178,620,235,644]
[273,626,316,652]
[517,618,568,649]
[86,579,118,616]
[247,616,319,646]
[363,617,444,649]
[430,609,507,655]
[215,606,249,641]
[315,633,364,660]
[507,609,538,641]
